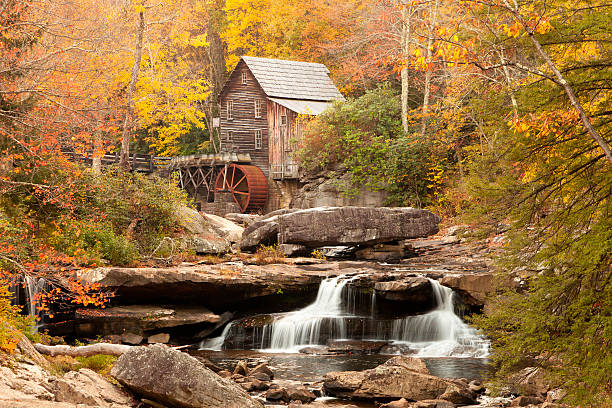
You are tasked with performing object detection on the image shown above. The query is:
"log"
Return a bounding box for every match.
[34,343,132,357]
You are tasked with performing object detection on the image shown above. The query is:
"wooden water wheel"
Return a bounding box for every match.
[214,164,268,213]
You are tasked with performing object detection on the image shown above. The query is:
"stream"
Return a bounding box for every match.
[197,274,491,395]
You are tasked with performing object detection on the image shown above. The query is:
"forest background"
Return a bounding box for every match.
[0,0,610,405]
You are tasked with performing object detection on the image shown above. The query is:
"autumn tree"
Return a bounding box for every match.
[429,1,612,404]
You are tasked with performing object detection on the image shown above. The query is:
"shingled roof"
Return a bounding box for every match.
[237,56,345,102]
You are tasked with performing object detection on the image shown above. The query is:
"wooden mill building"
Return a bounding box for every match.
[218,56,345,180]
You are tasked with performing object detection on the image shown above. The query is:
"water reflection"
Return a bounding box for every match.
[193,349,491,383]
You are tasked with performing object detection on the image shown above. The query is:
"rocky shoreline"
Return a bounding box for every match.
[1,207,557,407]
[62,234,500,345]
[0,339,567,408]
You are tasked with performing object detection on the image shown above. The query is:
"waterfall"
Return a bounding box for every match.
[382,279,489,357]
[200,275,489,357]
[23,275,49,330]
[262,275,358,352]
[4,275,49,331]
[200,321,236,350]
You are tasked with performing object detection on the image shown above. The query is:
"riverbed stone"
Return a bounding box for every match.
[286,386,316,403]
[323,357,464,402]
[217,370,232,378]
[416,400,456,408]
[327,340,390,354]
[439,384,478,405]
[52,368,135,407]
[233,360,249,376]
[240,378,269,392]
[241,207,441,250]
[250,372,272,382]
[110,344,262,408]
[380,399,411,408]
[382,356,430,374]
[265,387,289,402]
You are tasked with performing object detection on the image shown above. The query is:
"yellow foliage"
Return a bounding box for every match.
[0,284,28,354]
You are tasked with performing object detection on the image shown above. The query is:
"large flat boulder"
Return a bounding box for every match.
[52,368,135,407]
[323,356,476,404]
[111,344,262,408]
[76,262,350,307]
[241,207,441,251]
[204,213,244,243]
[75,305,221,337]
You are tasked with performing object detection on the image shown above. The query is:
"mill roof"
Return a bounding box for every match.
[225,56,345,103]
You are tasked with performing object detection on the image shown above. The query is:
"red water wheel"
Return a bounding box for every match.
[214,164,268,213]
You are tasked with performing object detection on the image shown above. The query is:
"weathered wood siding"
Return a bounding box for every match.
[219,60,269,176]
[268,101,307,179]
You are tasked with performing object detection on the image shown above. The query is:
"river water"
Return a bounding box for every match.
[193,349,490,382]
[197,274,492,397]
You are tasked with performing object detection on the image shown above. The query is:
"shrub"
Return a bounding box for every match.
[81,226,138,266]
[296,86,437,206]
[253,244,286,265]
[0,284,33,354]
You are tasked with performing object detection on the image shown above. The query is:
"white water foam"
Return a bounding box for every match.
[200,321,236,350]
[260,275,359,352]
[199,275,489,357]
[384,279,489,357]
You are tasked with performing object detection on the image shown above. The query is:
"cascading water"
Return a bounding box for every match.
[24,275,49,328]
[261,275,358,351]
[380,279,489,357]
[201,321,236,350]
[201,275,489,358]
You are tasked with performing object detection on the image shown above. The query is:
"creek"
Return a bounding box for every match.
[198,274,491,385]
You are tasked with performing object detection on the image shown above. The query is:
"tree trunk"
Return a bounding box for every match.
[419,0,440,138]
[503,0,612,164]
[92,124,102,174]
[498,47,518,118]
[400,2,411,133]
[119,10,146,170]
[34,343,132,357]
[526,31,612,164]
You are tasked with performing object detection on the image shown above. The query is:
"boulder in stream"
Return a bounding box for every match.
[240,207,441,250]
[323,356,476,404]
[110,344,263,408]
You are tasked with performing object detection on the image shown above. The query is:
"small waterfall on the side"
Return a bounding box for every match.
[200,321,236,350]
[200,275,489,357]
[381,279,489,357]
[23,275,49,330]
[5,274,50,331]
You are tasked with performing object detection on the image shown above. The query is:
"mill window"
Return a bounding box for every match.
[280,115,287,126]
[227,100,234,120]
[255,99,263,118]
[227,131,233,142]
[242,71,247,85]
[255,130,262,149]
